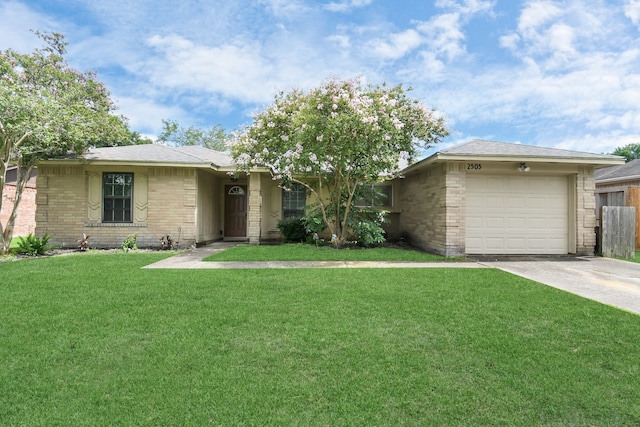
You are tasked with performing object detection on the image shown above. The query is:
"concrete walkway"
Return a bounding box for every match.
[143,243,640,315]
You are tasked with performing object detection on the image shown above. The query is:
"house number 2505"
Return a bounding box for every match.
[467,163,482,170]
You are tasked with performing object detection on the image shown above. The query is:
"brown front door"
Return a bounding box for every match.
[224,185,247,237]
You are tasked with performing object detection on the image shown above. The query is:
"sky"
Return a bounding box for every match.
[1,0,639,156]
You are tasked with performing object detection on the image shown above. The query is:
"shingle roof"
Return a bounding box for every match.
[440,139,621,160]
[83,144,235,168]
[594,158,640,182]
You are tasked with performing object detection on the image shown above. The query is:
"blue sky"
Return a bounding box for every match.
[1,0,639,155]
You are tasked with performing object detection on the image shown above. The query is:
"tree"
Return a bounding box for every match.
[230,76,449,245]
[0,31,129,254]
[128,130,154,145]
[612,143,640,162]
[157,119,227,151]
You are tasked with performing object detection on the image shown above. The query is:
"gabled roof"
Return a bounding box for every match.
[402,139,623,174]
[594,158,640,183]
[82,144,235,169]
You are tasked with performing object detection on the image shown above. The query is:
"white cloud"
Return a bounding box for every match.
[0,1,59,52]
[258,0,309,17]
[625,0,640,25]
[145,35,276,104]
[115,96,185,136]
[324,0,373,13]
[417,13,466,62]
[435,0,495,15]
[367,29,423,60]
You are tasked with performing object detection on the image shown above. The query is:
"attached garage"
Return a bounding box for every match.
[396,139,624,257]
[465,174,568,254]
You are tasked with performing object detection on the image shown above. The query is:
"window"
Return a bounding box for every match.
[282,183,306,218]
[103,173,133,223]
[354,183,392,207]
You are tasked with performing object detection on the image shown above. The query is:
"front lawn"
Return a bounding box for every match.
[1,253,639,425]
[204,243,449,262]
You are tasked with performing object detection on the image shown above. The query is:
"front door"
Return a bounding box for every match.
[224,185,247,238]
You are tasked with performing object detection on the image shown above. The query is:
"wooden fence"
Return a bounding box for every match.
[628,187,640,248]
[600,206,636,258]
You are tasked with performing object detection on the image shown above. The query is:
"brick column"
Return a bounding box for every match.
[248,173,262,244]
[577,167,596,255]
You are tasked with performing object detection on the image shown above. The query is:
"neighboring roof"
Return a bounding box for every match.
[402,139,624,174]
[594,158,640,184]
[6,165,37,188]
[81,144,235,168]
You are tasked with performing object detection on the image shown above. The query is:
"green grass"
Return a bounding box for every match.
[204,243,449,262]
[1,253,640,425]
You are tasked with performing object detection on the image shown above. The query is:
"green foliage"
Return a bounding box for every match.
[0,31,130,254]
[122,234,138,251]
[128,130,154,145]
[158,119,228,151]
[231,76,449,244]
[15,233,51,256]
[277,217,308,242]
[353,217,387,246]
[301,212,326,235]
[611,143,640,162]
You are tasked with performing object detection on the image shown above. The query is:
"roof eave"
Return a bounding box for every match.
[400,153,624,175]
[40,158,222,169]
[596,175,640,185]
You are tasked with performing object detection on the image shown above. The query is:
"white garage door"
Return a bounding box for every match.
[466,175,568,254]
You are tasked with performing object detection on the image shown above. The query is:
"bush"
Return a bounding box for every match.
[16,233,52,256]
[122,234,138,252]
[354,221,386,246]
[159,235,174,250]
[277,217,308,242]
[350,209,388,247]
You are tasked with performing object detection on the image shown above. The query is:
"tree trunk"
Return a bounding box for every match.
[1,163,34,254]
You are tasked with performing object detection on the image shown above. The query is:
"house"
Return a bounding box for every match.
[35,139,623,256]
[1,165,37,237]
[594,158,640,247]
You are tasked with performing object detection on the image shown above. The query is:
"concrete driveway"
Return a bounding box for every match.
[478,256,640,315]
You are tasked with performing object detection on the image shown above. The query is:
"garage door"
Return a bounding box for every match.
[466,175,568,254]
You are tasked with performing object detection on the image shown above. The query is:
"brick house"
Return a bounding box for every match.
[1,166,37,237]
[35,140,623,255]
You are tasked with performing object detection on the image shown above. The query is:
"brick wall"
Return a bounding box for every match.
[398,164,448,255]
[398,162,466,256]
[36,165,200,249]
[1,184,36,236]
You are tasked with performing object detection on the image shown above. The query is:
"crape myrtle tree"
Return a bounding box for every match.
[0,31,129,254]
[231,77,448,245]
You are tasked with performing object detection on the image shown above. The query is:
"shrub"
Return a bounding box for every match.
[354,221,386,246]
[350,209,388,247]
[16,233,52,256]
[77,233,90,251]
[159,235,174,250]
[277,217,308,242]
[122,234,138,252]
